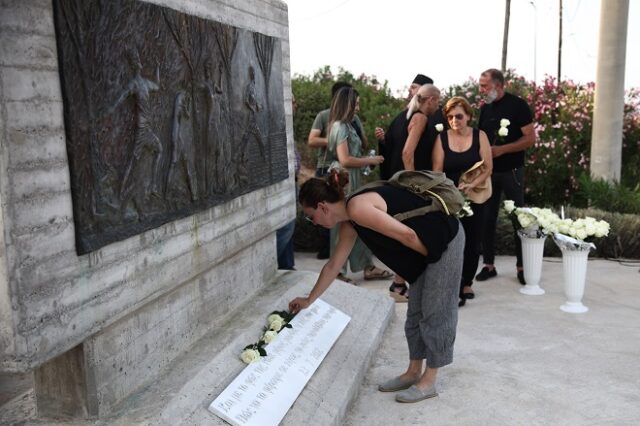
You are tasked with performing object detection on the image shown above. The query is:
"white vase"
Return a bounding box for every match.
[559,248,590,313]
[519,233,546,295]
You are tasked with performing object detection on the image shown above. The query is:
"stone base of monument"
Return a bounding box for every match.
[0,271,394,425]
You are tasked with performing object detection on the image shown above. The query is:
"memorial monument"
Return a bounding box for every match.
[0,0,393,423]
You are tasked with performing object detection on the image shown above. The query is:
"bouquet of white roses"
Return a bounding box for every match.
[240,310,295,364]
[553,216,610,251]
[503,200,561,238]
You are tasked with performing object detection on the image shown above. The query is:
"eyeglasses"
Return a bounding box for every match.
[447,113,465,121]
[304,209,317,223]
[416,94,429,104]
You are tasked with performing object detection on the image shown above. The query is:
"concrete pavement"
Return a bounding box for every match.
[296,252,640,426]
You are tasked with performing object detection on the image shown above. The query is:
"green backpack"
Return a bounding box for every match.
[348,170,465,221]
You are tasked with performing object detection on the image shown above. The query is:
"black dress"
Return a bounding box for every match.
[441,128,486,292]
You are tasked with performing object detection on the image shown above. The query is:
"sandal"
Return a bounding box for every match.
[364,266,393,281]
[336,273,356,285]
[389,282,409,303]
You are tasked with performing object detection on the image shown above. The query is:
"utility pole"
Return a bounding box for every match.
[501,0,511,72]
[558,0,563,83]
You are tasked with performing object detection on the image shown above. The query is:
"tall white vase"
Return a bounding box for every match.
[519,234,546,295]
[559,248,590,313]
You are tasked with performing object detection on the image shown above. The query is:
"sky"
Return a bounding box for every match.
[285,0,639,97]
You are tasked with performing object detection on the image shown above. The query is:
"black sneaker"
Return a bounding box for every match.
[517,270,526,285]
[475,266,497,281]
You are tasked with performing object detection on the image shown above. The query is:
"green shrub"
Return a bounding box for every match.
[574,174,640,214]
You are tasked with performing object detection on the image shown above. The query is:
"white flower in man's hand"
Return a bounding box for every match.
[500,118,511,127]
[435,123,444,132]
[262,330,278,343]
[498,127,509,137]
[240,348,261,364]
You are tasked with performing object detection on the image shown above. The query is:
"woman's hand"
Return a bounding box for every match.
[458,182,475,194]
[289,296,311,314]
[375,127,385,142]
[368,155,384,166]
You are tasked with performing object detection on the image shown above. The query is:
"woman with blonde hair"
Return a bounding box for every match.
[325,86,392,282]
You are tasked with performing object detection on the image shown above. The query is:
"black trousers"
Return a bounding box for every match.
[461,201,485,289]
[481,167,525,267]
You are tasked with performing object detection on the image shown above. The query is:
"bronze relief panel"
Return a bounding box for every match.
[52,0,288,254]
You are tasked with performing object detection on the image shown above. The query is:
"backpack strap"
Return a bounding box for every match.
[346,180,386,202]
[392,203,439,222]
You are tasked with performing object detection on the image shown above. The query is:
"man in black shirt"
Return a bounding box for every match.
[475,68,535,285]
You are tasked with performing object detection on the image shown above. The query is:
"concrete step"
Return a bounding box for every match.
[112,270,394,425]
[2,270,394,425]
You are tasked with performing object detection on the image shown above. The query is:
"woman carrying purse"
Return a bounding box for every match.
[432,96,493,306]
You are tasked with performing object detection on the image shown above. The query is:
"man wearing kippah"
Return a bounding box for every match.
[374,74,446,301]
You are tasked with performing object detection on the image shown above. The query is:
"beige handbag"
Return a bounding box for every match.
[460,160,492,204]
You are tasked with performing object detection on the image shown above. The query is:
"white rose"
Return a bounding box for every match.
[267,314,283,325]
[498,127,509,137]
[504,200,515,213]
[517,214,532,228]
[262,330,278,344]
[500,118,511,127]
[435,123,444,132]
[594,221,610,237]
[269,318,284,332]
[584,223,596,237]
[240,349,260,364]
[576,229,588,241]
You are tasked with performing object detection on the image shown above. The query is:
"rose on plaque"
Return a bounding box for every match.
[240,310,296,364]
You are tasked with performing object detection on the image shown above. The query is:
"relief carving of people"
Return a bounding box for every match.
[235,66,265,188]
[108,48,164,216]
[197,60,225,194]
[166,90,198,202]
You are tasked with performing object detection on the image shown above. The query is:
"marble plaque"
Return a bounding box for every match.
[209,299,350,426]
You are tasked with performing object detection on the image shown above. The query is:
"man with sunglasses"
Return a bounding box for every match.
[475,68,535,285]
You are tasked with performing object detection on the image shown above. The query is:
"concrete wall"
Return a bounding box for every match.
[0,0,294,389]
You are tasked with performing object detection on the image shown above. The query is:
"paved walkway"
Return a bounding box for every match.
[296,252,640,426]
